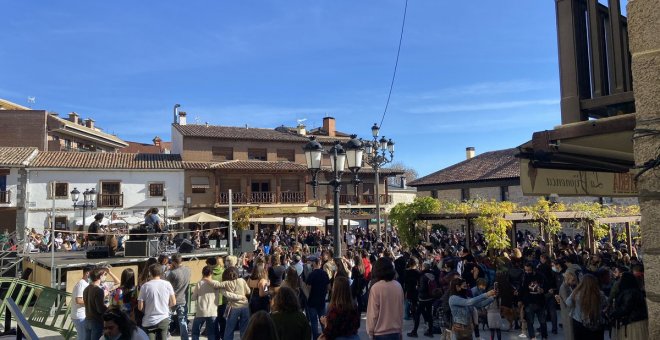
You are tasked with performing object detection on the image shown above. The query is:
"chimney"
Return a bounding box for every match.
[322,116,336,137]
[466,147,475,159]
[178,111,187,125]
[297,123,306,136]
[84,118,95,129]
[68,112,79,124]
[400,176,407,189]
[153,136,162,147]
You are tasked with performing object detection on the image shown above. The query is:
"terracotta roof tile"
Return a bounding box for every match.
[119,141,170,154]
[30,152,182,169]
[0,147,38,166]
[409,148,520,186]
[174,124,310,142]
[211,160,308,171]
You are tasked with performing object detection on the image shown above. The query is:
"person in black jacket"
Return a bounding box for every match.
[519,262,548,340]
[407,261,435,337]
[403,257,421,321]
[611,272,648,339]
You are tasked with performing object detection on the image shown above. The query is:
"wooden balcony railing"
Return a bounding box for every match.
[0,191,9,204]
[361,194,392,205]
[98,193,123,208]
[219,192,248,204]
[339,194,358,205]
[251,192,275,204]
[279,191,306,204]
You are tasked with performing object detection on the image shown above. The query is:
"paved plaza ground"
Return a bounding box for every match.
[17,315,617,340]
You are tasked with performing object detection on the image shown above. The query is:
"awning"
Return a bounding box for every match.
[518,114,637,197]
[190,176,210,189]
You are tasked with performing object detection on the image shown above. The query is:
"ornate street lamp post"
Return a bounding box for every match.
[364,123,394,242]
[304,135,363,256]
[71,187,97,229]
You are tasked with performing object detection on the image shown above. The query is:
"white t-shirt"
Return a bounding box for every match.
[71,279,89,320]
[138,279,174,327]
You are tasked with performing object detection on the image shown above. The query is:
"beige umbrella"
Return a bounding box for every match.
[175,212,229,224]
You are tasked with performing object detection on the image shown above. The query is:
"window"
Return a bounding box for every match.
[54,216,68,230]
[212,147,233,161]
[276,149,295,162]
[251,181,270,192]
[500,186,509,201]
[461,188,470,201]
[149,183,164,197]
[191,176,210,194]
[431,190,438,199]
[248,148,267,161]
[99,181,122,207]
[48,182,69,199]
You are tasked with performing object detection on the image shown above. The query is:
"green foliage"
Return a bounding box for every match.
[521,198,566,236]
[233,206,263,230]
[390,197,441,248]
[473,201,517,251]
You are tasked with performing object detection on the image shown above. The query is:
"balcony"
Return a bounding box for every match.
[98,193,123,208]
[359,194,392,205]
[279,191,306,204]
[219,191,248,204]
[218,191,306,204]
[0,191,9,204]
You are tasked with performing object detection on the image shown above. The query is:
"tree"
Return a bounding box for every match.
[389,196,441,247]
[233,207,262,230]
[386,161,419,186]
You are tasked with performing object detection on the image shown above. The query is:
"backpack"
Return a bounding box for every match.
[425,273,440,298]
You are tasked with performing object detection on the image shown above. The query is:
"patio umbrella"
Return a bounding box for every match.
[327,218,360,226]
[285,216,325,227]
[175,212,228,224]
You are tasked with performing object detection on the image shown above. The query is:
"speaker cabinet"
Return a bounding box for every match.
[239,230,255,253]
[178,239,194,253]
[86,246,110,259]
[124,240,159,258]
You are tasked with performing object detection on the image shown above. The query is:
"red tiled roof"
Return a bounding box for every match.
[408,148,520,186]
[174,124,310,142]
[211,160,308,171]
[30,152,183,169]
[0,147,38,166]
[119,141,168,154]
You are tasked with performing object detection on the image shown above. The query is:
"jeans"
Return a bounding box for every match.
[546,296,558,331]
[143,318,170,340]
[306,305,327,340]
[84,319,103,340]
[224,306,249,340]
[335,335,360,340]
[215,304,227,339]
[524,303,548,339]
[404,299,411,320]
[411,299,433,333]
[192,317,216,340]
[72,319,87,340]
[174,304,189,340]
[373,333,401,340]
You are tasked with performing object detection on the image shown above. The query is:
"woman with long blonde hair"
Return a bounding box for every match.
[563,273,608,339]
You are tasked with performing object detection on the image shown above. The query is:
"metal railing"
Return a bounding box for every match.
[279,191,306,204]
[2,297,39,340]
[0,191,9,204]
[250,192,274,203]
[0,278,74,339]
[361,194,392,205]
[98,193,123,207]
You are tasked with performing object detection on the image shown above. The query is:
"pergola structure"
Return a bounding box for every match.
[416,211,640,253]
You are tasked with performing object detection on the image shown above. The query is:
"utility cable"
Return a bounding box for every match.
[379,0,409,130]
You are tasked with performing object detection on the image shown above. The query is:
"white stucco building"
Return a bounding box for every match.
[0,147,38,234]
[24,152,185,234]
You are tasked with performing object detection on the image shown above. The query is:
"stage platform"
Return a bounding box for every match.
[21,248,230,292]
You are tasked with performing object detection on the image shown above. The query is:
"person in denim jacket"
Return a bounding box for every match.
[448,277,497,340]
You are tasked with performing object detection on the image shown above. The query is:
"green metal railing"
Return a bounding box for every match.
[0,278,74,339]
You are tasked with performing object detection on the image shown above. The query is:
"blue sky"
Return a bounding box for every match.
[1,1,564,177]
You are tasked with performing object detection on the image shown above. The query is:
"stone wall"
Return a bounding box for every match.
[628,0,660,337]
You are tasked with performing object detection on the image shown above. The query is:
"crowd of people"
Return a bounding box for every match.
[66,222,647,340]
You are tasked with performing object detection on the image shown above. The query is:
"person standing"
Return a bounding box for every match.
[83,268,108,340]
[557,271,578,340]
[320,276,360,340]
[520,262,548,340]
[216,267,251,340]
[167,254,191,340]
[447,277,496,340]
[138,264,176,340]
[270,286,312,340]
[305,256,330,340]
[562,274,608,340]
[610,272,648,340]
[71,265,93,340]
[366,257,404,340]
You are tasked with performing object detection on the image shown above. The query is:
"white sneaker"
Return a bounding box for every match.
[518,333,527,338]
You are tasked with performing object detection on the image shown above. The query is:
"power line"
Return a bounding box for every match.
[379,0,409,130]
